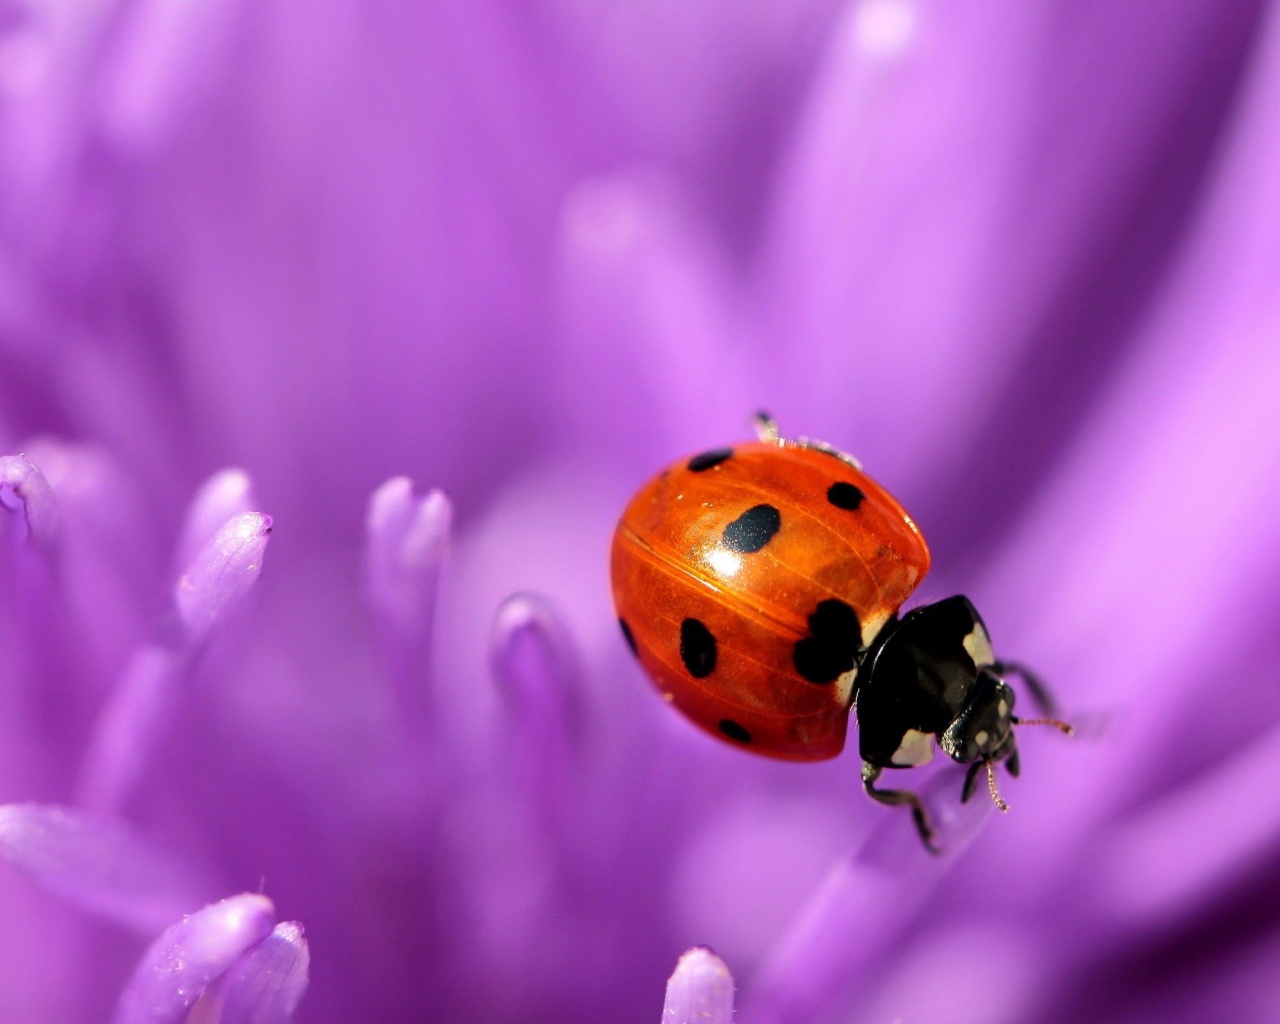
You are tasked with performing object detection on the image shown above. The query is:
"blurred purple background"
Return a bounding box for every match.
[3,0,1280,1021]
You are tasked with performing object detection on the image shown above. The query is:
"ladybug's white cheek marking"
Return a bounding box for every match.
[835,666,857,708]
[890,729,935,767]
[860,609,892,649]
[963,623,994,668]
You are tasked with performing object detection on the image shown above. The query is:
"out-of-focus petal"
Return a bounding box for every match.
[490,593,582,820]
[491,593,581,750]
[438,463,623,757]
[544,1,842,228]
[852,923,1042,1024]
[113,893,277,1024]
[17,438,154,677]
[75,645,182,814]
[174,511,272,649]
[99,0,245,157]
[365,477,450,724]
[80,495,273,812]
[365,478,450,637]
[669,795,856,970]
[761,0,1262,540]
[0,803,209,934]
[1103,928,1280,1024]
[743,764,990,1024]
[1099,723,1280,929]
[218,921,310,1024]
[78,499,272,814]
[662,947,734,1024]
[555,173,754,465]
[958,0,1280,885]
[176,468,256,573]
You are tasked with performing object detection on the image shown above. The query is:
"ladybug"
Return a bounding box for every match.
[610,415,1071,850]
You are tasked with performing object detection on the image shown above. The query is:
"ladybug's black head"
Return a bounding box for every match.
[857,595,1031,770]
[939,669,1016,764]
[857,594,1072,842]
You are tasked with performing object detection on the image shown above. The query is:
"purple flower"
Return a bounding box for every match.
[3,1,1280,1021]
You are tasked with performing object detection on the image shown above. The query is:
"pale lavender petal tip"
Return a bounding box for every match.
[365,477,451,635]
[662,947,735,1024]
[218,921,310,1024]
[113,893,277,1024]
[174,511,273,648]
[0,453,61,549]
[490,593,580,737]
[176,468,256,571]
[0,803,209,934]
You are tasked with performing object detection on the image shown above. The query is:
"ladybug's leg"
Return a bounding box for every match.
[991,660,1059,716]
[753,411,780,442]
[961,761,984,804]
[861,762,939,853]
[1004,747,1021,777]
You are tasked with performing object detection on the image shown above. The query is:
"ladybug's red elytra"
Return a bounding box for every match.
[610,415,1071,851]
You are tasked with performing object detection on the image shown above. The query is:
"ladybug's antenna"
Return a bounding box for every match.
[753,411,780,443]
[986,761,1009,813]
[1012,715,1075,736]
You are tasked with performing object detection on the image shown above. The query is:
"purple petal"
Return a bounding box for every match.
[113,894,277,1024]
[668,794,859,971]
[365,478,451,631]
[489,594,585,830]
[0,452,61,550]
[175,468,256,573]
[760,0,1261,518]
[365,477,450,720]
[555,173,751,462]
[218,921,310,1024]
[98,0,241,157]
[5,2,1279,1022]
[1099,723,1280,930]
[490,594,580,743]
[662,947,734,1024]
[15,438,155,666]
[75,645,182,814]
[174,511,272,649]
[743,765,989,1024]
[0,803,209,934]
[79,502,273,813]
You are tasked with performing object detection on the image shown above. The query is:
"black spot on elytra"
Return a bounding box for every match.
[618,618,638,657]
[722,504,781,553]
[688,448,733,472]
[719,719,751,743]
[793,599,862,684]
[827,481,864,511]
[680,618,717,678]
